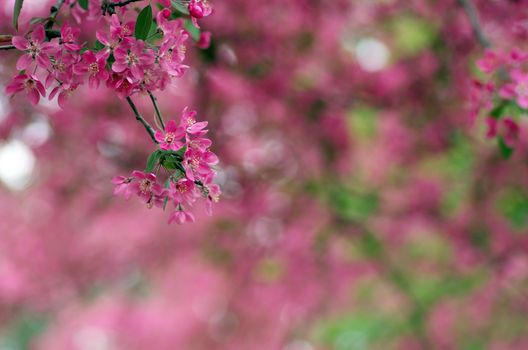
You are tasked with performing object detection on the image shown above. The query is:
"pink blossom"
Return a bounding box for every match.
[154,120,185,151]
[130,171,163,202]
[203,181,220,215]
[477,50,501,74]
[112,39,155,81]
[187,136,212,151]
[511,70,528,108]
[74,50,109,89]
[501,118,520,147]
[158,33,189,77]
[188,0,212,20]
[168,209,195,224]
[5,74,46,105]
[112,175,134,199]
[95,30,119,53]
[11,24,58,70]
[108,74,137,98]
[109,14,135,39]
[508,47,527,66]
[45,50,77,88]
[156,10,183,43]
[486,118,498,139]
[196,31,211,49]
[486,117,520,147]
[146,190,168,209]
[49,82,79,109]
[60,23,81,51]
[170,178,197,206]
[183,148,218,181]
[180,107,208,135]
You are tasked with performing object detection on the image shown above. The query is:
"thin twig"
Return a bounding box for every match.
[148,90,165,131]
[457,0,491,48]
[46,0,66,29]
[0,45,15,50]
[102,0,143,15]
[0,35,12,43]
[110,0,143,7]
[126,96,158,144]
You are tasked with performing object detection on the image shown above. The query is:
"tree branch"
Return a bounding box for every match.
[46,0,66,29]
[148,90,165,131]
[102,0,143,15]
[0,35,12,43]
[457,0,491,48]
[126,96,159,144]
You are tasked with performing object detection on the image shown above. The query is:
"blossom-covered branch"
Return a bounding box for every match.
[3,0,219,224]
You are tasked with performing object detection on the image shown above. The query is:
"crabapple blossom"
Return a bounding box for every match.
[5,74,46,105]
[11,24,58,70]
[60,23,81,51]
[168,209,195,224]
[155,120,185,151]
[486,117,520,147]
[3,0,219,223]
[188,0,212,20]
[112,39,155,81]
[73,51,109,89]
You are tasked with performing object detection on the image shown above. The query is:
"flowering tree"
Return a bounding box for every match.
[1,0,528,349]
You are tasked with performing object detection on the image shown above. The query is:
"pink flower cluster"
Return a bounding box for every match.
[472,48,527,149]
[4,0,219,224]
[113,107,220,224]
[6,10,190,106]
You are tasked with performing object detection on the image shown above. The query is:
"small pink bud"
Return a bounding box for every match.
[161,8,171,18]
[188,3,204,19]
[197,31,211,49]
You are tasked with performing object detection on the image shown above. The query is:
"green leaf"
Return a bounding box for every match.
[145,150,163,173]
[498,137,514,159]
[360,232,383,258]
[160,155,179,170]
[29,17,45,25]
[146,21,161,44]
[94,40,105,51]
[184,19,201,41]
[490,100,508,119]
[134,5,153,41]
[78,0,88,10]
[13,0,24,30]
[171,0,189,15]
[0,313,48,349]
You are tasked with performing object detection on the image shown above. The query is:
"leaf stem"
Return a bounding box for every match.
[457,0,491,48]
[148,90,165,131]
[126,96,158,144]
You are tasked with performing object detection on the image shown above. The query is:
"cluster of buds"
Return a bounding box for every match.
[471,48,526,157]
[3,0,218,224]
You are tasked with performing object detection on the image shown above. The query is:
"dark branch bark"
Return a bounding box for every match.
[126,96,159,144]
[457,0,491,48]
